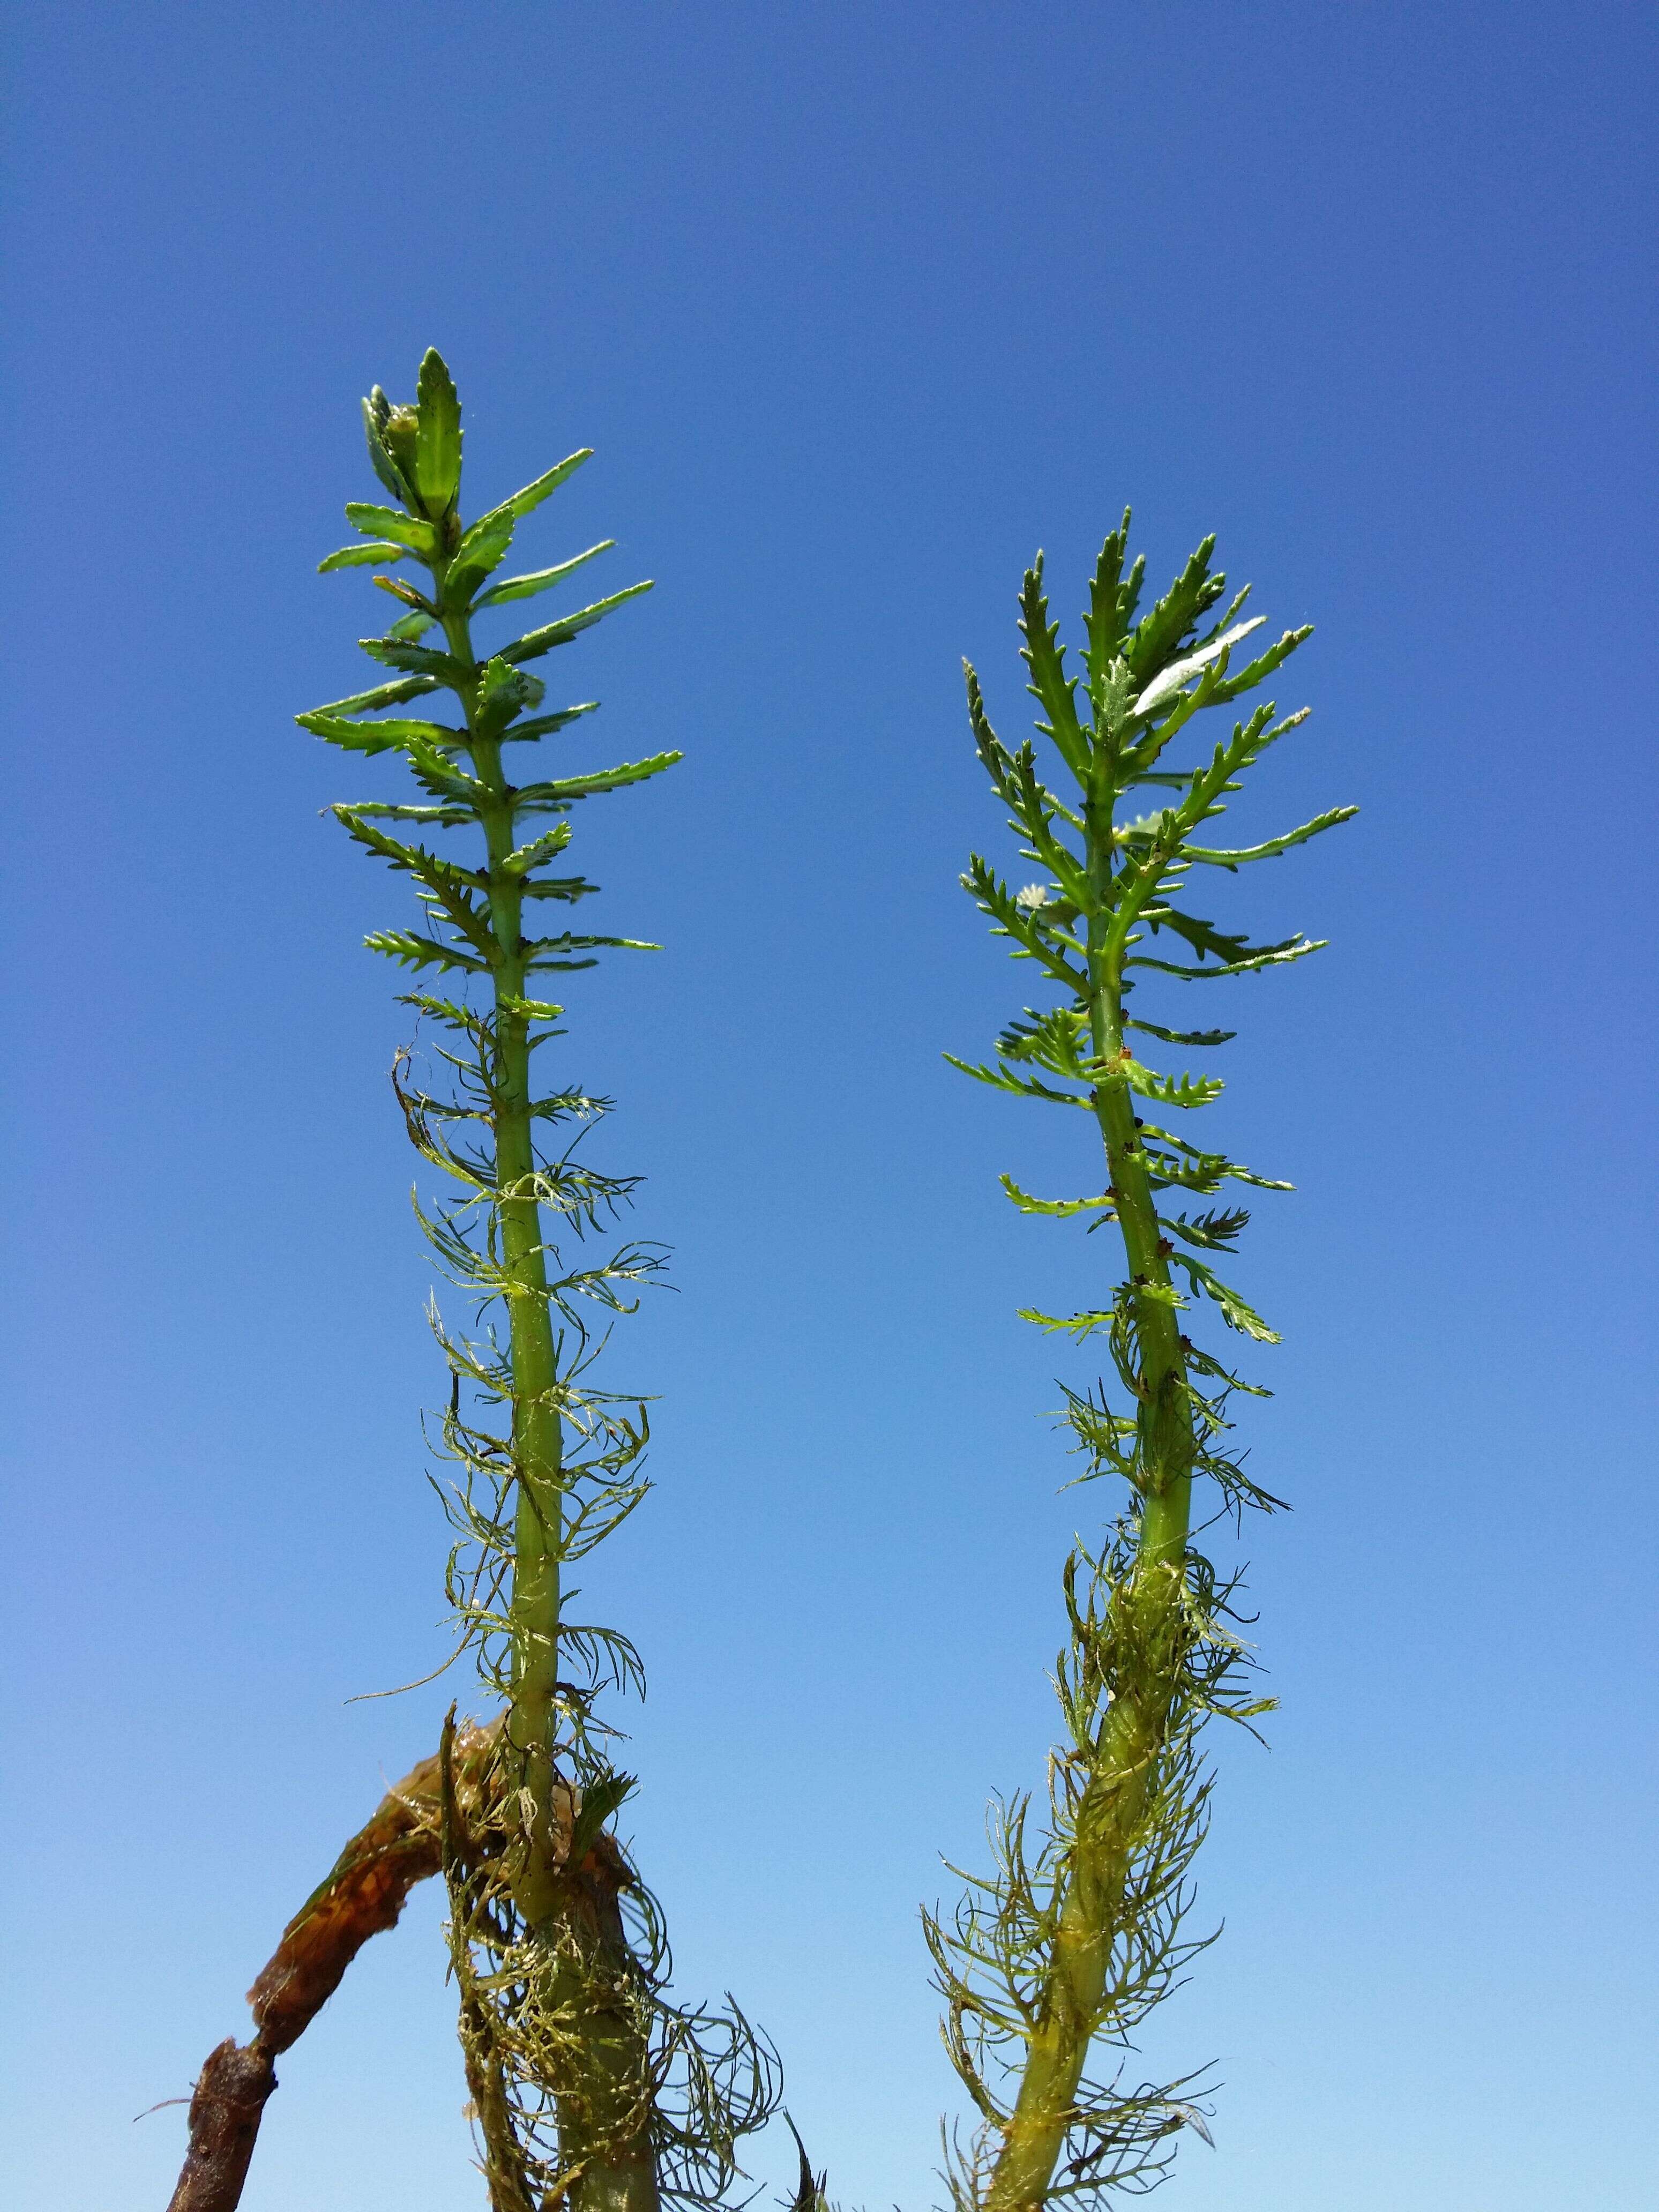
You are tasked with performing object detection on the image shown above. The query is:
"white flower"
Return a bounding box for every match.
[1014,883,1051,910]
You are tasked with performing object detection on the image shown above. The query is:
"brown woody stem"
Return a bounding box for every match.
[164,1721,499,2212]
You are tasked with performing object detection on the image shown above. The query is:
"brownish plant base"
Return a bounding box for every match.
[166,1720,499,2212]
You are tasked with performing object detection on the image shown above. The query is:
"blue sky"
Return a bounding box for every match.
[2,4,1654,2207]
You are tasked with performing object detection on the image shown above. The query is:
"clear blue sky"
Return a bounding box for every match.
[3,5,1654,2207]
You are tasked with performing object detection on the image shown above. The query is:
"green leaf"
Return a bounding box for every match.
[523,931,660,965]
[1210,624,1313,705]
[1167,1250,1280,1341]
[1126,535,1227,680]
[1184,804,1358,869]
[296,712,466,749]
[1081,510,1134,700]
[395,992,488,1035]
[482,449,594,534]
[298,675,440,719]
[521,875,599,902]
[358,636,469,683]
[297,709,458,757]
[1000,1174,1115,1219]
[502,823,575,877]
[1163,1206,1250,1251]
[334,806,486,889]
[445,511,515,602]
[361,393,415,507]
[497,580,654,665]
[500,702,600,744]
[476,539,615,610]
[413,348,462,515]
[475,655,546,731]
[512,751,682,809]
[319,541,407,572]
[1130,935,1326,981]
[1016,1304,1121,1341]
[1122,1056,1225,1110]
[335,810,495,951]
[1125,1017,1236,1048]
[567,1768,637,1863]
[363,928,489,975]
[346,801,474,826]
[1017,557,1090,777]
[1138,1122,1291,1191]
[343,503,437,557]
[942,1052,1093,1107]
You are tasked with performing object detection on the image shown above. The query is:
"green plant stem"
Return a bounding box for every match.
[439,589,659,2212]
[983,808,1196,2212]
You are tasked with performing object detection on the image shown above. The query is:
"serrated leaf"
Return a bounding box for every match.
[475,656,546,730]
[413,348,462,514]
[362,395,415,507]
[512,751,682,809]
[333,807,486,890]
[343,503,437,557]
[445,511,515,603]
[523,932,660,964]
[396,992,487,1035]
[363,929,489,975]
[500,702,600,745]
[357,636,468,682]
[567,1768,637,1864]
[299,710,442,757]
[941,1052,1093,1107]
[1122,1057,1225,1110]
[1163,1206,1250,1251]
[521,875,598,902]
[496,450,593,527]
[1168,1251,1280,1341]
[1125,1017,1237,1048]
[1184,804,1358,869]
[296,676,442,722]
[502,824,575,877]
[346,802,474,826]
[476,539,615,610]
[1000,1174,1115,1219]
[297,712,466,747]
[319,541,407,572]
[497,580,654,666]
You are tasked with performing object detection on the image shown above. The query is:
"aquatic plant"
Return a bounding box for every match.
[168,351,775,2212]
[930,520,1351,2208]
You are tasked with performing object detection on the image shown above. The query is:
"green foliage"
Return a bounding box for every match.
[302,352,774,2212]
[930,518,1351,2209]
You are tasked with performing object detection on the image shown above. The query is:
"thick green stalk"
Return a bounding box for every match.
[309,357,781,2211]
[439,591,659,2212]
[983,769,1196,2212]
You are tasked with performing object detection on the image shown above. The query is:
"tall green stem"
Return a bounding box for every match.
[438,592,657,2212]
[983,802,1195,2212]
[307,352,779,2212]
[938,520,1348,2209]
